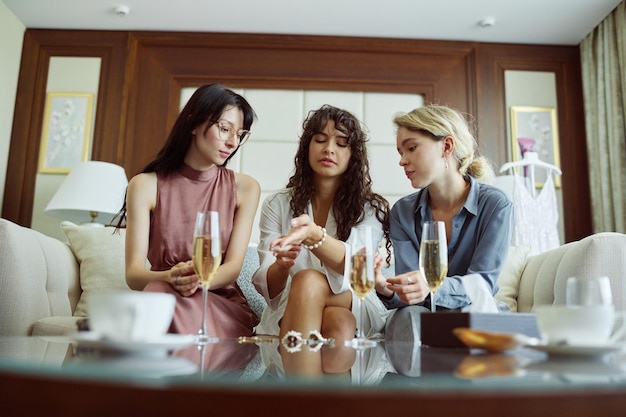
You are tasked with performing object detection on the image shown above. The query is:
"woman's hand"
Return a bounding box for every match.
[270,214,320,250]
[384,270,430,305]
[374,255,393,297]
[169,261,199,297]
[272,245,302,270]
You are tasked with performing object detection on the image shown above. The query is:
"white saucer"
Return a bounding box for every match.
[72,332,195,353]
[527,342,626,358]
[68,355,199,378]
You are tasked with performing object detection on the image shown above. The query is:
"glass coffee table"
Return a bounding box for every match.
[2,334,626,416]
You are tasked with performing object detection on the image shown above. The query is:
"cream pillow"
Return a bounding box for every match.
[61,221,130,317]
[494,245,531,312]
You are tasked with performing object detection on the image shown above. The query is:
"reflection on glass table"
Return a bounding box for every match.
[3,334,626,391]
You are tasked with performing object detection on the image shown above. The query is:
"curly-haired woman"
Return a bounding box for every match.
[252,105,391,374]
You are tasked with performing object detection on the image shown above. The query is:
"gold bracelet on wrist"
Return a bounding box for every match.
[302,226,327,250]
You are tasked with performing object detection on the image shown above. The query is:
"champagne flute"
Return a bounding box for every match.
[346,225,377,350]
[419,221,448,312]
[193,211,221,344]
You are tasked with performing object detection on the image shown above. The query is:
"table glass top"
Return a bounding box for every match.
[2,333,626,394]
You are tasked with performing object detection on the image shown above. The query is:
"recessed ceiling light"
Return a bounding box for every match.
[479,17,496,28]
[114,5,130,17]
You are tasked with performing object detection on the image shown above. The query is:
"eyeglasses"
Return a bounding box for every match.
[213,120,251,146]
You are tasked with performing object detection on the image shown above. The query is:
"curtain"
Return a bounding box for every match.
[580,1,626,233]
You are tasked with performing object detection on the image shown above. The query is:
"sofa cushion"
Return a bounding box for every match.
[494,245,531,312]
[61,221,130,317]
[32,316,84,336]
[239,245,267,317]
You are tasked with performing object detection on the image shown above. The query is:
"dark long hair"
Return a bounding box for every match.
[287,105,391,262]
[114,84,256,227]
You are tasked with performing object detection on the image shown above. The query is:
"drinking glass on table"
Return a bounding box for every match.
[566,276,613,307]
[346,225,377,350]
[419,221,448,312]
[192,211,221,344]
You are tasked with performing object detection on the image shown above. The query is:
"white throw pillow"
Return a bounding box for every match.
[61,221,130,317]
[494,245,531,312]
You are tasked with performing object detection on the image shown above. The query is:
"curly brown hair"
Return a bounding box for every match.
[286,105,391,262]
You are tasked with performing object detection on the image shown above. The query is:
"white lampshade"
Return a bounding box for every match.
[44,161,129,226]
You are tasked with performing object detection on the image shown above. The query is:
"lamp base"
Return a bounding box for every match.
[80,222,105,228]
[82,211,105,227]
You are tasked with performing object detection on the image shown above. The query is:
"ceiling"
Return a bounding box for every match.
[2,0,622,46]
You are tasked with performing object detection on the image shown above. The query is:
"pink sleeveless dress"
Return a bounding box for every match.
[143,164,259,338]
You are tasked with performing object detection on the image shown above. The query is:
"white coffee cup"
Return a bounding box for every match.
[534,304,626,346]
[87,290,176,341]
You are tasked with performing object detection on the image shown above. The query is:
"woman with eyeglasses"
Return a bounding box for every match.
[118,84,260,338]
[252,105,392,375]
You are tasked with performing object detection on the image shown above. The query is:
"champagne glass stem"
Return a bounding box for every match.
[354,349,363,386]
[357,297,365,340]
[198,342,207,379]
[430,291,436,312]
[199,284,208,339]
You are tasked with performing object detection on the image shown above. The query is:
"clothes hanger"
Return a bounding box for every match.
[498,152,561,198]
[499,152,562,176]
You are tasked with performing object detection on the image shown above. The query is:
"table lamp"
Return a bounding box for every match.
[44,161,129,227]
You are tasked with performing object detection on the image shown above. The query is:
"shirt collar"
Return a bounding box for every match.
[413,176,480,219]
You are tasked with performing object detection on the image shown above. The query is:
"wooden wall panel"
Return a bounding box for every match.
[120,32,475,178]
[2,30,129,226]
[2,30,590,240]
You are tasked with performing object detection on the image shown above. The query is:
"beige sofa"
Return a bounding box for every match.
[0,218,266,336]
[1,216,625,337]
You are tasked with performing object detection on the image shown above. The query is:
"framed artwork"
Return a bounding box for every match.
[38,92,94,174]
[509,106,561,188]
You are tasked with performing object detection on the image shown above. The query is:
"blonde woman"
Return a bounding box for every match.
[376,105,513,312]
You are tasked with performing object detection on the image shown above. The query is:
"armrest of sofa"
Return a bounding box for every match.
[516,232,626,313]
[0,218,80,336]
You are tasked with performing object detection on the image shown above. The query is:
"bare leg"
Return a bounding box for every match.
[321,306,356,374]
[279,269,352,375]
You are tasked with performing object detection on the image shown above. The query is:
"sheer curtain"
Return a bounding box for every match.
[580,1,626,233]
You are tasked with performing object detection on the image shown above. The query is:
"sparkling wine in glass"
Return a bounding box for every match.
[346,225,377,350]
[419,221,448,312]
[193,211,221,344]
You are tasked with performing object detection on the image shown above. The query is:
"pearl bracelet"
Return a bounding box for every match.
[302,226,327,250]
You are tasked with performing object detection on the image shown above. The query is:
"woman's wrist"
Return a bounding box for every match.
[376,290,395,300]
[302,225,327,250]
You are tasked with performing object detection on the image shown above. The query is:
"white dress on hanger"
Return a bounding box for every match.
[511,173,560,255]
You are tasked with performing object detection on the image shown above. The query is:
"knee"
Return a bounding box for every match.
[321,307,356,374]
[322,306,356,340]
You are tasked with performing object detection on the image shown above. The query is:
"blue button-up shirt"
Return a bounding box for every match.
[383,176,513,310]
